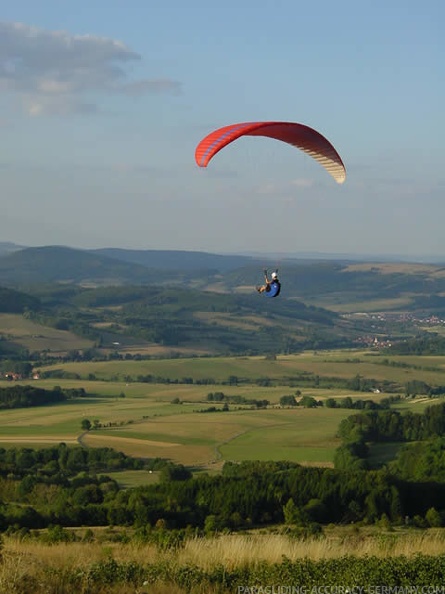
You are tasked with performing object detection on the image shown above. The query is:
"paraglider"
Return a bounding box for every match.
[195,121,346,184]
[256,270,281,298]
[195,120,346,298]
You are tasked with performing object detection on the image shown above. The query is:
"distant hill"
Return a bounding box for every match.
[0,286,40,313]
[0,246,152,286]
[93,248,258,272]
[2,245,445,316]
[0,245,264,287]
[3,245,445,356]
[4,282,358,356]
[0,242,25,257]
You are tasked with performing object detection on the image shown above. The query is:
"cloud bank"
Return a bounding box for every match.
[0,21,181,115]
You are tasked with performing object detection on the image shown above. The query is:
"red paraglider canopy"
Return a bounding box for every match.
[195,121,346,184]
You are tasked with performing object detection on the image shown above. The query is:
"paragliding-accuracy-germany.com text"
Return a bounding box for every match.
[236,586,445,594]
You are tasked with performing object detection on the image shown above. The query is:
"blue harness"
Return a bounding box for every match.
[265,281,281,298]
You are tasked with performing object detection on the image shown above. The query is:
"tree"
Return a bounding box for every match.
[299,395,318,408]
[283,498,298,524]
[304,498,328,523]
[204,514,219,534]
[333,442,368,471]
[81,419,92,431]
[72,485,104,506]
[18,475,37,498]
[325,398,337,408]
[426,507,442,527]
[160,463,192,482]
[283,498,308,526]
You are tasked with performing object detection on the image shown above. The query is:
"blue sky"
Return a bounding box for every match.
[0,0,443,259]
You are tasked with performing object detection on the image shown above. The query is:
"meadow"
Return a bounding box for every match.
[0,377,355,466]
[37,349,445,384]
[0,313,93,353]
[2,350,443,468]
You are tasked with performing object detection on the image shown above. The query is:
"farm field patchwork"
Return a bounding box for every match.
[2,351,445,467]
[0,382,353,465]
[38,351,445,386]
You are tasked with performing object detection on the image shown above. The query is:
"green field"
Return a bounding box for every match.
[2,350,444,469]
[219,407,349,464]
[105,469,162,488]
[310,296,415,313]
[0,313,94,352]
[38,350,445,385]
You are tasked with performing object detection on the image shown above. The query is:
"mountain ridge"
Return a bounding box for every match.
[2,241,445,265]
[2,244,445,315]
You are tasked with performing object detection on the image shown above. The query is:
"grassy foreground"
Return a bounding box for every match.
[3,528,445,593]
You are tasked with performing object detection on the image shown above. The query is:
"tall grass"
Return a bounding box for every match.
[176,530,445,567]
[3,529,445,593]
[6,529,445,568]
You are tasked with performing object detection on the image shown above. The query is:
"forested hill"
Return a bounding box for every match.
[0,246,153,285]
[93,248,256,272]
[0,286,40,313]
[22,284,353,354]
[2,245,445,314]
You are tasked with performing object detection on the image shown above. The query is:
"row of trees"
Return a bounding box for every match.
[33,367,445,397]
[338,402,445,443]
[0,385,86,409]
[279,394,398,409]
[0,444,144,478]
[3,446,445,532]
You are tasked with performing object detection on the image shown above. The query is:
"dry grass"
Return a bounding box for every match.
[3,530,445,594]
[174,530,445,568]
[5,529,445,571]
[5,539,153,568]
[0,546,185,593]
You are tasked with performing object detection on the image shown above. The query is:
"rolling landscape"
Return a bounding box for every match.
[3,245,445,591]
[1,1,441,590]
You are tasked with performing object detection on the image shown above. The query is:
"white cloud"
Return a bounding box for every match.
[0,21,181,116]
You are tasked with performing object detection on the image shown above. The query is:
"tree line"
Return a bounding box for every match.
[333,401,445,478]
[3,445,445,532]
[385,334,445,355]
[338,401,445,443]
[0,385,87,409]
